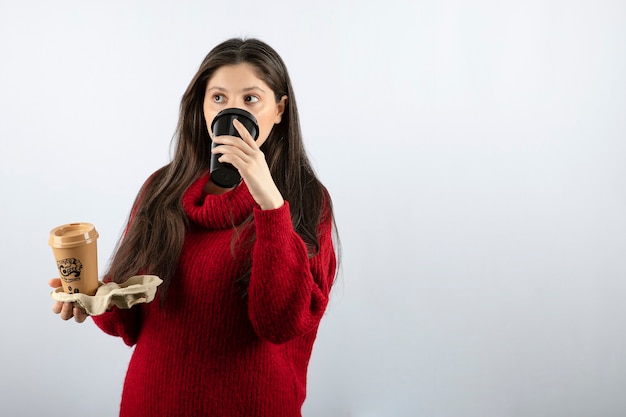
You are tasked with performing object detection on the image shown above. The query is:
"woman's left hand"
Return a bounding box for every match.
[49,278,89,323]
[211,119,284,210]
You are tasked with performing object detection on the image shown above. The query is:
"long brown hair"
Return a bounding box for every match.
[105,38,335,297]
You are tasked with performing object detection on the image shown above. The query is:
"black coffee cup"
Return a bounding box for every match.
[210,108,259,188]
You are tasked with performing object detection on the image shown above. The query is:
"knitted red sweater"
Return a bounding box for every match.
[92,173,336,417]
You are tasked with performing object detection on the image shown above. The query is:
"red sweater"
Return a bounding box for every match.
[92,173,336,417]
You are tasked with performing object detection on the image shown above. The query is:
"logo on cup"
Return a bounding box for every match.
[57,257,83,283]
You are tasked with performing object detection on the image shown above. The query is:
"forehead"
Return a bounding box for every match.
[207,63,269,89]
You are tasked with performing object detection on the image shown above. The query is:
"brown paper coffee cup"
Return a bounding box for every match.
[48,222,99,296]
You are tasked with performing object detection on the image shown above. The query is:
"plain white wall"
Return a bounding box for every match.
[1,0,625,416]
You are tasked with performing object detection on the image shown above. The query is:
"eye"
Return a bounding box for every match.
[245,95,259,103]
[213,94,225,103]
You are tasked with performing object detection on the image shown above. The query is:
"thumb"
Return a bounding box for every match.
[48,278,62,288]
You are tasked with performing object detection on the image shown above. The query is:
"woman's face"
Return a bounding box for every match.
[203,63,287,148]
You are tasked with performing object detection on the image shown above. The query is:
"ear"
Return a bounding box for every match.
[274,95,288,124]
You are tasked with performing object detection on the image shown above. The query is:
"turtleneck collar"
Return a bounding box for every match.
[182,172,256,229]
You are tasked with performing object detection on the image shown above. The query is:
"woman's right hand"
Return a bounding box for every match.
[49,278,88,323]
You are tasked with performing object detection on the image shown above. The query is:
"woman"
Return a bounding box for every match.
[50,38,338,417]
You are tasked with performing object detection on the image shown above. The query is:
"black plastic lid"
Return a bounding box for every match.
[212,108,258,125]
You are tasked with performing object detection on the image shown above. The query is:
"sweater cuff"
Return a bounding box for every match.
[91,305,140,347]
[253,201,292,237]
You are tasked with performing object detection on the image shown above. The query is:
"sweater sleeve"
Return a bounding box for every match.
[91,305,142,347]
[247,201,337,344]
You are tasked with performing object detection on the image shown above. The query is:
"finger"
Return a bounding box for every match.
[60,302,74,321]
[212,134,250,150]
[211,136,239,150]
[210,134,233,145]
[212,144,249,162]
[52,301,63,314]
[49,278,62,288]
[233,119,257,148]
[74,307,88,323]
[211,136,251,157]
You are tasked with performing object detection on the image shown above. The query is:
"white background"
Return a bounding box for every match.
[1,0,625,416]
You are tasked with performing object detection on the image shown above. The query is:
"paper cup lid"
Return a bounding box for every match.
[48,222,99,248]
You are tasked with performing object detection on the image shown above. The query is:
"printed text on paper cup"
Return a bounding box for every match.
[57,257,83,283]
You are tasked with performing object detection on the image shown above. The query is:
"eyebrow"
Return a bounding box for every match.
[206,86,267,93]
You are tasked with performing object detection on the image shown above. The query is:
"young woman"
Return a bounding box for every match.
[50,38,338,417]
